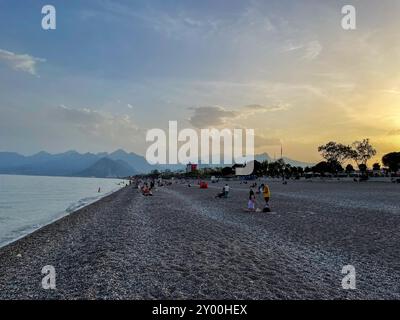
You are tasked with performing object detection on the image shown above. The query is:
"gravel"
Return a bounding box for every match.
[0,180,399,299]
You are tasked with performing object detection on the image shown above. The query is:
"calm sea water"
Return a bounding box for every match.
[0,175,126,248]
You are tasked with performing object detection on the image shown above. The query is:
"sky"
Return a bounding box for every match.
[0,0,399,163]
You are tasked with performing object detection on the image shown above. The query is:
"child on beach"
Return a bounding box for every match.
[247,188,256,211]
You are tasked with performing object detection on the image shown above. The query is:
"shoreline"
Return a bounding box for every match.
[1,181,399,299]
[0,174,127,250]
[0,185,126,251]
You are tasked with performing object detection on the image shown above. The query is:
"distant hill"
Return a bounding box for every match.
[0,149,314,177]
[254,152,313,168]
[77,158,136,178]
[0,152,28,168]
[0,150,145,177]
[107,149,153,173]
[0,151,100,176]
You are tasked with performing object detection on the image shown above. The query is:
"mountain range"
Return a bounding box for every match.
[0,150,314,178]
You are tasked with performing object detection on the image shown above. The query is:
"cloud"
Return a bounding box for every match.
[303,41,322,60]
[52,105,141,139]
[388,129,400,136]
[256,135,282,147]
[0,49,45,75]
[188,106,238,128]
[96,0,277,42]
[282,41,304,53]
[242,104,288,113]
[282,40,322,61]
[381,89,400,95]
[188,104,287,128]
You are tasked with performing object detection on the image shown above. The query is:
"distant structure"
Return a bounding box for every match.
[186,163,198,173]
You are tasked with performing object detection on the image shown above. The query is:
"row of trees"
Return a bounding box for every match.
[316,139,400,176]
[141,139,399,179]
[317,139,377,174]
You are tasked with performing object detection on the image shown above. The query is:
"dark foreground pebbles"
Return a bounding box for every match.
[0,181,399,299]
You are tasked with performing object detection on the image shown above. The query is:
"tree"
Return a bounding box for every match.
[267,159,285,178]
[351,139,377,170]
[330,160,344,173]
[284,163,292,178]
[372,163,381,171]
[222,166,234,176]
[260,160,269,176]
[345,164,355,173]
[318,141,354,165]
[150,169,160,178]
[253,160,262,176]
[358,163,367,173]
[382,152,400,172]
[312,161,330,175]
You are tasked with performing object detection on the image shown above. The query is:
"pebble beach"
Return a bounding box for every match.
[0,180,399,299]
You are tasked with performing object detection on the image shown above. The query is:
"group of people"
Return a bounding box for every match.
[247,183,271,212]
[136,179,157,196]
[134,176,272,212]
[214,181,272,212]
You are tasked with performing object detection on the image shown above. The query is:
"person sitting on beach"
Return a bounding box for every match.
[215,186,225,198]
[262,184,271,212]
[141,185,153,196]
[215,185,228,198]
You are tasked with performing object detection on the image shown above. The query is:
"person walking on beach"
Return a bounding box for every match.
[223,184,230,198]
[262,183,271,212]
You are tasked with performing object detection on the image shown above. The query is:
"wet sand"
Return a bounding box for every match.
[0,180,399,299]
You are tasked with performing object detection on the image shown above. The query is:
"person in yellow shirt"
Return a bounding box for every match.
[262,184,271,212]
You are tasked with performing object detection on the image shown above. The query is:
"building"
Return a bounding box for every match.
[186,163,198,173]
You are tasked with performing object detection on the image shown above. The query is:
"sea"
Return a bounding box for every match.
[0,174,127,248]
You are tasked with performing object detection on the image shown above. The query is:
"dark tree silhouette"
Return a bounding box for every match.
[318,141,354,165]
[351,139,377,170]
[382,152,400,172]
[372,163,381,171]
[345,164,355,173]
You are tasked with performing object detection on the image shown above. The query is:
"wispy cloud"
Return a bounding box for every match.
[188,104,287,128]
[0,49,45,75]
[256,135,282,147]
[53,105,140,139]
[303,41,322,60]
[381,89,400,95]
[282,40,322,60]
[242,104,288,113]
[188,106,237,128]
[95,0,276,41]
[388,129,400,136]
